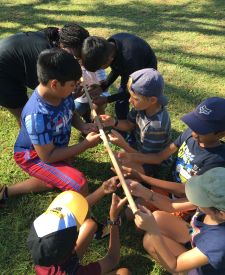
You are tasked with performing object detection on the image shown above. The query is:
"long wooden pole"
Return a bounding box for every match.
[83,84,138,214]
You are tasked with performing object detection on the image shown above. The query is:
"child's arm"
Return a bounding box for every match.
[127,180,195,212]
[100,114,135,132]
[33,132,100,163]
[118,142,178,165]
[98,193,127,274]
[86,176,119,207]
[71,111,97,134]
[122,166,185,194]
[108,130,137,153]
[135,207,209,273]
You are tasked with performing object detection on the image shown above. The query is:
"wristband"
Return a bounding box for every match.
[107,216,121,226]
[114,117,119,127]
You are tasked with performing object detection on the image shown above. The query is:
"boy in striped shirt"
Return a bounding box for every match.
[100,68,171,176]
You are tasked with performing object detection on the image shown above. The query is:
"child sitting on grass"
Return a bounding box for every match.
[131,167,225,275]
[100,68,171,176]
[119,97,225,196]
[27,185,130,275]
[0,48,100,205]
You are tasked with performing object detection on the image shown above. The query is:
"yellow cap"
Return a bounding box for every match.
[47,191,89,230]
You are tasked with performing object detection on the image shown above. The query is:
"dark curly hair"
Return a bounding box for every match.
[59,23,89,50]
[43,27,60,47]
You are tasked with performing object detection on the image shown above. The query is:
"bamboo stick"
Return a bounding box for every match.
[83,84,138,214]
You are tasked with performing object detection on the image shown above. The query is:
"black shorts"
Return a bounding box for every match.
[0,77,28,108]
[142,163,160,176]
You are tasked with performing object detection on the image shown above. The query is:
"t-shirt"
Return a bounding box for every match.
[14,89,75,153]
[0,31,51,89]
[190,211,225,275]
[127,107,171,153]
[105,33,157,103]
[173,128,225,183]
[75,68,109,103]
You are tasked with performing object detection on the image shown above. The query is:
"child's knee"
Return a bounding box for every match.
[143,233,155,255]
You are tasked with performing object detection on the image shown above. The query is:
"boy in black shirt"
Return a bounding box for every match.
[81,33,157,121]
[0,24,89,123]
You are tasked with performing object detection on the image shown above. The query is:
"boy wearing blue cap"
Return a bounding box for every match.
[130,167,225,275]
[27,189,130,275]
[100,68,171,176]
[119,97,225,196]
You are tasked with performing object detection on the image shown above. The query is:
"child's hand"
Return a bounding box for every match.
[134,205,159,234]
[93,96,107,106]
[81,123,98,134]
[102,176,120,194]
[88,84,103,98]
[99,114,115,127]
[116,151,133,165]
[85,132,101,148]
[126,179,147,199]
[108,129,127,148]
[109,193,127,221]
[72,83,84,99]
[121,166,142,181]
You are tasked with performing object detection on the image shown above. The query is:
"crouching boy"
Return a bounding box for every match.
[27,190,130,275]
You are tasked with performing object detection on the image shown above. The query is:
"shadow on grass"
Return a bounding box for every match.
[0,1,224,109]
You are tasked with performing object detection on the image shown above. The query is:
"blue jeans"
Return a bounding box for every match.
[74,101,91,123]
[115,87,130,120]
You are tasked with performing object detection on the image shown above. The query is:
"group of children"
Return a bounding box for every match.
[0,23,225,275]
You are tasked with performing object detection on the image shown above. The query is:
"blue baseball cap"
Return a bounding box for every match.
[130,68,168,106]
[181,97,225,134]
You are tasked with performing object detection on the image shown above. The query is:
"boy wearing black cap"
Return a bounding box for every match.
[27,190,130,275]
[101,68,171,176]
[119,97,225,195]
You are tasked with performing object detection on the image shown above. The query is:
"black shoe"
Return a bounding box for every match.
[94,221,110,240]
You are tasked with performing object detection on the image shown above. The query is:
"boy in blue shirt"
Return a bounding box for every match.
[0,48,100,204]
[119,97,225,195]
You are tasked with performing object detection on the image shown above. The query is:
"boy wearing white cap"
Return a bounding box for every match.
[27,190,130,275]
[129,167,225,274]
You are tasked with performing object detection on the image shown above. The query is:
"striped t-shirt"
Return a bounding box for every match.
[127,107,171,153]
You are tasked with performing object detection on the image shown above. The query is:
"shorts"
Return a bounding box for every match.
[0,77,28,108]
[35,261,101,275]
[14,150,86,191]
[142,163,160,176]
[77,262,101,275]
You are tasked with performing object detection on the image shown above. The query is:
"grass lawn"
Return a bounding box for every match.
[0,0,225,274]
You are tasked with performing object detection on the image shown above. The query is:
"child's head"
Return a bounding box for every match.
[59,23,89,58]
[27,191,88,266]
[186,167,225,217]
[37,48,82,87]
[181,97,225,143]
[128,68,168,111]
[81,36,113,72]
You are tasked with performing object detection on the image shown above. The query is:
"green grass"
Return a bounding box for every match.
[0,0,225,274]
